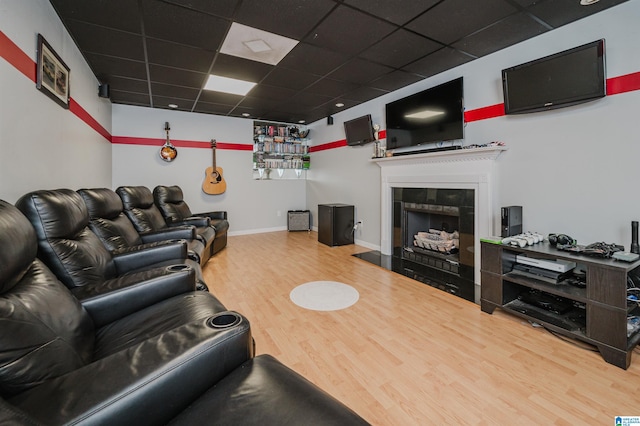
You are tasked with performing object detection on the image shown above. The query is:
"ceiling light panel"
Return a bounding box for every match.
[221,22,299,65]
[204,75,256,96]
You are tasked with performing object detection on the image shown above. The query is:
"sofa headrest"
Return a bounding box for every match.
[16,189,89,240]
[78,188,123,220]
[0,201,37,293]
[153,185,183,204]
[116,186,154,209]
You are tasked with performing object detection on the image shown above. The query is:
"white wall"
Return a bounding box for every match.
[112,105,307,234]
[0,0,112,203]
[308,1,640,250]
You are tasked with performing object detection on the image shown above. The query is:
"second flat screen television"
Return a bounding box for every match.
[502,39,606,114]
[385,77,464,150]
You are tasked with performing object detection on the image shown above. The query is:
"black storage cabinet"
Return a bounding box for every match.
[318,204,354,246]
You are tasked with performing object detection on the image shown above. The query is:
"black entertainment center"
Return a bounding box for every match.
[481,241,640,369]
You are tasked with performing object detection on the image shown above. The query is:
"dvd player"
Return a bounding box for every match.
[511,263,571,284]
[515,255,576,273]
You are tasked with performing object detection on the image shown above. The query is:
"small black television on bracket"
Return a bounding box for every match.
[385,77,464,150]
[502,39,606,115]
[344,114,375,146]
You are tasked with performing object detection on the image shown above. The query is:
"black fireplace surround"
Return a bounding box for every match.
[392,187,475,301]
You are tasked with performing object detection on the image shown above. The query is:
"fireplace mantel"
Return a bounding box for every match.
[374,145,507,303]
[372,146,507,166]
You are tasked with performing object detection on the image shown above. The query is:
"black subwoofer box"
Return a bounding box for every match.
[318,204,354,246]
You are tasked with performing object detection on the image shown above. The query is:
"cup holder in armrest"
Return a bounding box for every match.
[166,264,192,272]
[206,312,242,329]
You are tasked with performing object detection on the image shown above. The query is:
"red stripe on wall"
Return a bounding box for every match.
[464,103,505,123]
[3,30,640,150]
[0,31,36,81]
[310,130,387,152]
[607,71,640,95]
[69,98,111,142]
[218,142,253,151]
[112,136,252,150]
[310,140,347,152]
[112,136,163,146]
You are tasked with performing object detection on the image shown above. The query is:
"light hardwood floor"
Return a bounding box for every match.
[204,231,640,425]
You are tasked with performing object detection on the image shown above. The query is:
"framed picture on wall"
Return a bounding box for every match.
[36,34,70,109]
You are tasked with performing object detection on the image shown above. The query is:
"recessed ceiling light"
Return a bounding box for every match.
[580,0,599,4]
[335,103,345,107]
[221,22,299,66]
[168,104,178,109]
[243,39,272,53]
[242,113,251,117]
[298,120,306,124]
[203,75,256,96]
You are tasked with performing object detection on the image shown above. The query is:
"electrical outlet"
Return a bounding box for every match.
[359,220,363,230]
[277,210,281,217]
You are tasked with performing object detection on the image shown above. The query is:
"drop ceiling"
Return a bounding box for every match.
[49,0,626,124]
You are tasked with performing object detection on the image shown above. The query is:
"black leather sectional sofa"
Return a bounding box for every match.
[0,187,368,425]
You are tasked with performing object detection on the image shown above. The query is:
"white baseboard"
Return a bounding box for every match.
[353,239,380,251]
[228,226,287,236]
[229,226,381,252]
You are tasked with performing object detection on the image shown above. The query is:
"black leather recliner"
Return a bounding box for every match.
[0,199,253,425]
[117,186,215,264]
[1,197,369,425]
[15,189,214,318]
[77,187,208,291]
[79,187,208,264]
[154,185,229,255]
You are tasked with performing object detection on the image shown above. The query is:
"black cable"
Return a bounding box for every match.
[546,328,599,351]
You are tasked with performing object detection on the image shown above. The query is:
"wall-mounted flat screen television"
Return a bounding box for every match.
[344,114,375,146]
[385,77,464,150]
[502,39,606,115]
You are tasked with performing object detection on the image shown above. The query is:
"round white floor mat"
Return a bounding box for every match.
[289,281,359,311]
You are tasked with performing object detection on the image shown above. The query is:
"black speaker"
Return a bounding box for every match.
[632,221,639,254]
[501,205,522,237]
[98,83,110,98]
[327,116,334,125]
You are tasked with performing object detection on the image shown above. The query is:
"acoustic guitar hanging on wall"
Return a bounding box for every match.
[202,139,227,195]
[159,121,177,162]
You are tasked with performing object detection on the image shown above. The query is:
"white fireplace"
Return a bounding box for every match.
[373,146,507,302]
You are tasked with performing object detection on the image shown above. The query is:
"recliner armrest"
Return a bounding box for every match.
[72,267,196,327]
[168,354,370,426]
[195,211,227,220]
[139,226,197,243]
[9,313,254,425]
[112,240,188,273]
[168,216,210,228]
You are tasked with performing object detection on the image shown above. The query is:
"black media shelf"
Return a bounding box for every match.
[481,241,640,369]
